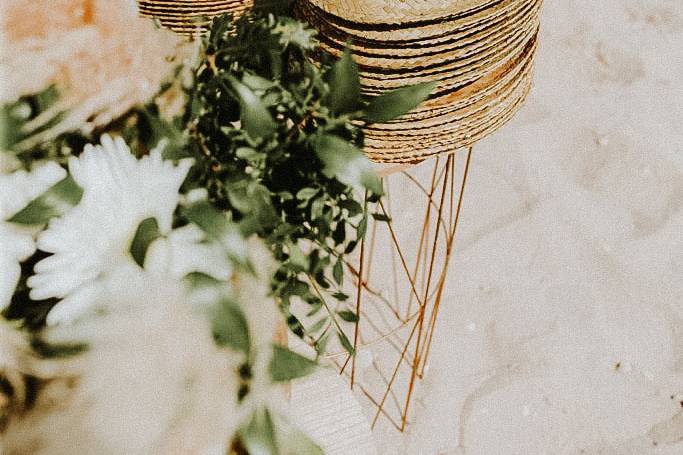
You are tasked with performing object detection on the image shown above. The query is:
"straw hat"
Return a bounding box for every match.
[137,0,253,35]
[296,0,542,163]
[305,0,502,24]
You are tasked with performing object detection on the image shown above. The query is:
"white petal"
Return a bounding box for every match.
[0,161,66,218]
[46,282,103,326]
[0,257,21,311]
[0,223,38,310]
[146,225,232,281]
[144,237,172,276]
[1,225,36,261]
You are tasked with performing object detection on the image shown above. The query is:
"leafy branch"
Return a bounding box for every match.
[188,12,433,356]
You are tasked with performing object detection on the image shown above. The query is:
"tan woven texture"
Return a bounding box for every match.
[137,0,253,35]
[307,0,501,24]
[296,0,542,163]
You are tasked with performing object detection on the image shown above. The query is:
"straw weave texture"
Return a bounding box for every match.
[297,0,542,162]
[138,0,253,35]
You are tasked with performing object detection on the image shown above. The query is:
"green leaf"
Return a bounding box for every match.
[182,201,249,266]
[344,240,358,255]
[364,81,437,123]
[308,317,328,335]
[277,415,324,455]
[228,75,276,140]
[129,217,161,267]
[182,200,227,236]
[357,214,368,238]
[305,300,323,317]
[315,332,331,356]
[372,212,392,222]
[313,272,330,289]
[310,198,325,219]
[313,134,382,194]
[286,314,306,339]
[9,175,83,225]
[243,182,280,230]
[278,191,294,202]
[287,241,309,271]
[296,187,318,200]
[332,259,344,286]
[236,147,260,160]
[338,330,355,355]
[339,199,363,216]
[227,184,254,213]
[332,221,346,244]
[242,71,277,91]
[185,272,222,289]
[269,344,318,382]
[325,48,361,114]
[332,292,349,301]
[337,310,359,323]
[240,408,279,455]
[136,107,188,160]
[212,299,251,355]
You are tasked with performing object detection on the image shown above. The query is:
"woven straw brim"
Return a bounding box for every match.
[307,0,502,25]
[362,31,537,162]
[364,97,529,161]
[138,0,253,34]
[363,35,535,137]
[297,0,540,104]
[328,11,539,94]
[374,33,536,121]
[300,0,535,58]
[297,0,541,162]
[363,42,534,140]
[364,69,533,162]
[298,0,527,45]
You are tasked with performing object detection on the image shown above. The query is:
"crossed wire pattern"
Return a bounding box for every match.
[326,148,473,433]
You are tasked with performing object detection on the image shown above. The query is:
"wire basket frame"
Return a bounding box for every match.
[321,148,473,433]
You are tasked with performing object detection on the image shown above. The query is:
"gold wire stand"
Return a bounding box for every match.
[326,147,473,433]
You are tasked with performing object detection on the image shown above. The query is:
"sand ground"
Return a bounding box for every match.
[372,0,683,453]
[293,1,683,453]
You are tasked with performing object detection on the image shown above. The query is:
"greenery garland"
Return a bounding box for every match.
[188,11,434,356]
[1,6,435,453]
[0,7,436,371]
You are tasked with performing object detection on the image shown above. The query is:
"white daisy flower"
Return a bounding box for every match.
[4,269,241,455]
[0,162,66,310]
[27,135,194,325]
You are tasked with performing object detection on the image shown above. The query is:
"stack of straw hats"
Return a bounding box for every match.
[138,0,253,35]
[296,0,542,163]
